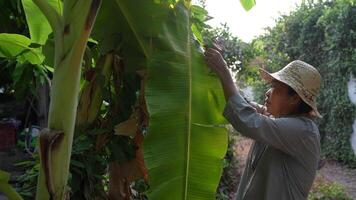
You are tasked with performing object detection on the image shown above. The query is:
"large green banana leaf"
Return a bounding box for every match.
[92,0,228,199]
[143,3,227,199]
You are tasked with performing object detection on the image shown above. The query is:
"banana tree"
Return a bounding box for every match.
[1,0,255,199]
[21,0,102,199]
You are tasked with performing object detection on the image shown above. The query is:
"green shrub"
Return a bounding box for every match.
[308,181,352,200]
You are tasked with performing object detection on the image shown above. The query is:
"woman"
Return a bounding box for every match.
[204,46,321,200]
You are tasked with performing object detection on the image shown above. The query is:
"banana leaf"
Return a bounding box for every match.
[98,0,229,199]
[21,0,62,45]
[0,170,23,200]
[0,33,44,64]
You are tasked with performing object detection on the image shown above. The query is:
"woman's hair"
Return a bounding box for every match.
[287,86,313,114]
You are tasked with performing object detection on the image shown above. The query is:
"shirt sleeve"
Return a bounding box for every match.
[223,92,318,156]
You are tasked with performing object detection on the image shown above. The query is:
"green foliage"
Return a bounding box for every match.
[16,156,40,199]
[203,23,256,85]
[0,0,28,35]
[250,79,267,103]
[0,1,52,100]
[0,53,49,101]
[92,0,231,198]
[215,134,240,200]
[21,0,62,45]
[0,1,52,99]
[308,181,352,200]
[0,170,23,200]
[204,24,246,72]
[250,0,356,167]
[12,62,48,99]
[69,132,109,200]
[0,33,44,65]
[109,1,228,199]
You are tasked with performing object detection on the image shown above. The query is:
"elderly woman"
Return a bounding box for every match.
[205,46,321,200]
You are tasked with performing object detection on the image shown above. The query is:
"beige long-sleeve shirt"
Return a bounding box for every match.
[223,92,320,200]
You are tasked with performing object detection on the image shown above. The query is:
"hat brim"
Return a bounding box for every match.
[258,68,322,118]
[259,68,276,83]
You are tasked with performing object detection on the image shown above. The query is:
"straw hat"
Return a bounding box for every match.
[259,60,322,117]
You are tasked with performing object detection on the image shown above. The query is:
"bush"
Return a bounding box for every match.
[308,180,352,200]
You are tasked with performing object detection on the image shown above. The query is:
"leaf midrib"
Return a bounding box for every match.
[184,5,192,199]
[115,0,149,58]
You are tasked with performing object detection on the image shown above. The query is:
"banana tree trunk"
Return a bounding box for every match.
[32,0,102,199]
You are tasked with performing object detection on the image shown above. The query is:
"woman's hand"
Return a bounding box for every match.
[204,43,229,78]
[204,42,238,101]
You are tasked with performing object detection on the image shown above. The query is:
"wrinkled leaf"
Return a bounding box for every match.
[108,160,143,199]
[114,109,139,137]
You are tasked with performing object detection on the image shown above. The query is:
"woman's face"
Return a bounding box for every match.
[264,80,300,117]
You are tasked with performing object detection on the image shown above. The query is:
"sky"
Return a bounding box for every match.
[196,0,303,42]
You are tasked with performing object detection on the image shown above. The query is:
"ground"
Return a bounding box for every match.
[317,160,356,198]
